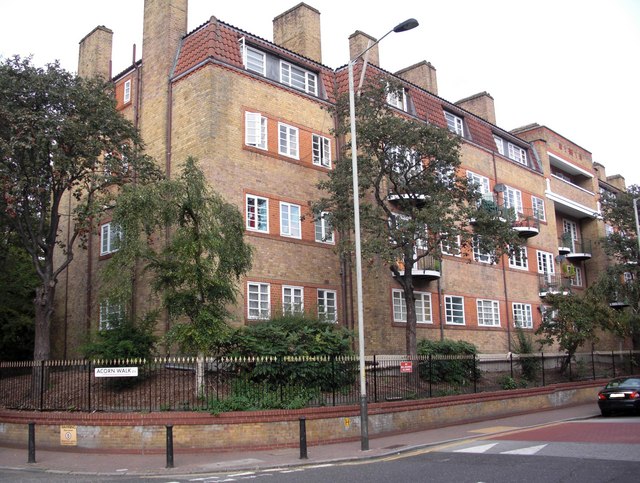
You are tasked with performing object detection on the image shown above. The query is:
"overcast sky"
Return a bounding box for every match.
[2,0,639,186]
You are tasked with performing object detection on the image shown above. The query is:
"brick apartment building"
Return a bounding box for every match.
[52,0,631,357]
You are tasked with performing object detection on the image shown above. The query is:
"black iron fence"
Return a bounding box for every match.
[1,351,638,413]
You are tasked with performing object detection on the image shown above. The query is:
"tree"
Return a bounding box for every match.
[590,185,640,349]
[0,228,38,360]
[103,157,252,392]
[0,56,160,361]
[536,293,614,373]
[314,77,521,356]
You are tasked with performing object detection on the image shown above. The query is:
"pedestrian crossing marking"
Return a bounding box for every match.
[500,444,547,455]
[454,443,498,453]
[469,426,519,434]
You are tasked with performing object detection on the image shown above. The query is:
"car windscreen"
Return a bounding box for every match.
[605,378,640,389]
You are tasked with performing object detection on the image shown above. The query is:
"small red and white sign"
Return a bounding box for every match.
[400,361,413,373]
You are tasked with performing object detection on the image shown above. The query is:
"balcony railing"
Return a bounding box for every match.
[396,251,441,280]
[509,207,540,238]
[558,233,592,261]
[538,273,571,297]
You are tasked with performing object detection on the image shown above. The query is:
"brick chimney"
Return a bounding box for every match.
[455,92,496,125]
[139,0,188,166]
[607,174,627,191]
[77,26,113,79]
[273,3,322,63]
[395,61,438,95]
[348,31,379,66]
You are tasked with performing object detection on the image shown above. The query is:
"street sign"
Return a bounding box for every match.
[94,367,138,377]
[60,425,77,446]
[400,361,413,373]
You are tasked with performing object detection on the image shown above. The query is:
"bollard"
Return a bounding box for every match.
[299,417,308,459]
[166,425,174,468]
[27,422,36,463]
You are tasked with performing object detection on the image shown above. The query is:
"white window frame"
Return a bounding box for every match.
[532,196,546,221]
[537,250,556,279]
[504,185,523,214]
[99,299,124,330]
[493,135,505,155]
[509,246,529,270]
[315,211,334,244]
[512,303,533,329]
[318,289,337,322]
[280,201,301,239]
[247,282,270,320]
[392,289,432,324]
[245,112,268,150]
[444,295,465,325]
[279,60,318,95]
[100,222,121,256]
[386,87,407,111]
[477,299,500,327]
[467,171,491,196]
[444,111,464,136]
[282,285,304,315]
[312,134,331,168]
[278,122,299,159]
[507,142,527,165]
[123,79,131,104]
[240,39,266,76]
[571,266,583,287]
[441,234,461,257]
[473,236,493,264]
[246,194,269,233]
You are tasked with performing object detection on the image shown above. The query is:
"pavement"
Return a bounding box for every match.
[0,403,601,478]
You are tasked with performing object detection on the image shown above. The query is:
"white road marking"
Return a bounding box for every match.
[453,443,498,453]
[501,444,548,455]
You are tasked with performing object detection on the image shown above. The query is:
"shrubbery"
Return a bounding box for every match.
[417,338,479,386]
[223,315,355,394]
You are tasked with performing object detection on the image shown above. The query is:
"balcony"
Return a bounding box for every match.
[538,273,571,297]
[387,191,427,205]
[396,251,441,280]
[469,195,503,224]
[509,207,540,238]
[558,233,592,261]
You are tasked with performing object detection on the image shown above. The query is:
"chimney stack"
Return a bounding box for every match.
[348,31,379,65]
[78,26,113,79]
[455,92,496,125]
[273,3,322,63]
[395,61,438,95]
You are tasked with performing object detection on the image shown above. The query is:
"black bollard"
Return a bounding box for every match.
[299,417,308,459]
[27,422,36,463]
[166,425,174,468]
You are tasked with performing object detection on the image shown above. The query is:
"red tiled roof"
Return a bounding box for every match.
[171,17,539,173]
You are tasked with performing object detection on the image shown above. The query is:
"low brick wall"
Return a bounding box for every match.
[0,381,602,453]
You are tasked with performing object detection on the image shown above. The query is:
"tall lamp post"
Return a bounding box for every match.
[634,198,640,257]
[348,17,418,451]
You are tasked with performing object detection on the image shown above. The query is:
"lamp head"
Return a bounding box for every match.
[393,18,419,33]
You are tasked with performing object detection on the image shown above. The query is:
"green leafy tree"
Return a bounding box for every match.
[0,56,160,361]
[591,185,640,349]
[0,229,38,360]
[536,293,614,373]
[104,157,252,391]
[313,78,521,356]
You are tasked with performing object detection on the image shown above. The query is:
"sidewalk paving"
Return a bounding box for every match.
[0,403,600,477]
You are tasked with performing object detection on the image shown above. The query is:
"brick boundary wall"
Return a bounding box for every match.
[0,381,603,453]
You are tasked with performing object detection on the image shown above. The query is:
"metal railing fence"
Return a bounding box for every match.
[1,351,638,412]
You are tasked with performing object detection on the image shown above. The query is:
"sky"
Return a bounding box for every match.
[1,0,639,186]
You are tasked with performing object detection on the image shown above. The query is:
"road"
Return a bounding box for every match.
[1,415,638,482]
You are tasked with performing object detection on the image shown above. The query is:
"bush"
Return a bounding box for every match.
[417,338,479,385]
[224,315,355,391]
[208,379,319,415]
[513,328,540,382]
[82,312,158,389]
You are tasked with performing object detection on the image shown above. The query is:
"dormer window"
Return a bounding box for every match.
[240,38,266,76]
[123,80,131,104]
[444,111,464,136]
[508,142,527,165]
[280,60,318,95]
[387,87,407,111]
[493,135,505,155]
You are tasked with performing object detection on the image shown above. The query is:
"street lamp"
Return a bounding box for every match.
[634,198,640,257]
[348,17,418,452]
